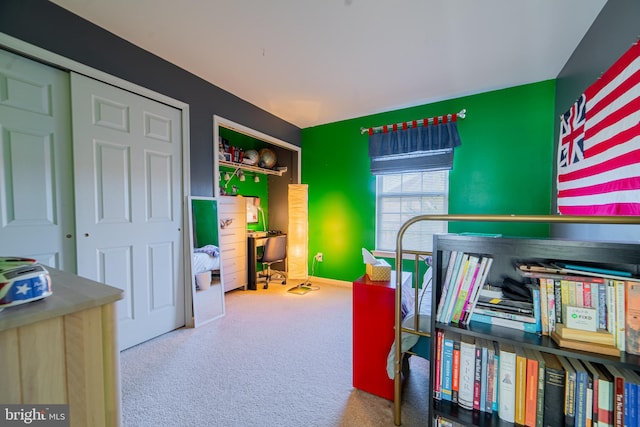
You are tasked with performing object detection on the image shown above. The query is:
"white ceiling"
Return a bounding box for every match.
[50,0,607,129]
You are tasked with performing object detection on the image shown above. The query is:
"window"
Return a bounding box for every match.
[376,170,448,252]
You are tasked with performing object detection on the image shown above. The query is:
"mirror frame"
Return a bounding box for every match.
[187,196,226,326]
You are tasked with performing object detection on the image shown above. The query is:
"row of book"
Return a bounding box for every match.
[519,267,640,355]
[434,330,640,427]
[435,251,494,326]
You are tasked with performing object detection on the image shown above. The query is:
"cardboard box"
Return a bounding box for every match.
[366,259,391,281]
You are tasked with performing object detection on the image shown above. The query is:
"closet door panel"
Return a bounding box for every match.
[0,49,75,270]
[71,72,184,350]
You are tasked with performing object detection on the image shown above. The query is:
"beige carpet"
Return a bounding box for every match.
[120,281,430,426]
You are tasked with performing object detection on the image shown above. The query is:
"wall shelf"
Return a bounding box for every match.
[218,159,287,177]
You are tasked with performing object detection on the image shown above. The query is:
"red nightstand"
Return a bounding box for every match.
[352,271,411,400]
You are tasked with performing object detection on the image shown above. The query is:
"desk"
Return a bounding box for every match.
[247,232,286,290]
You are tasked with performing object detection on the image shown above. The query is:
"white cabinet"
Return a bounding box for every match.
[217,196,248,292]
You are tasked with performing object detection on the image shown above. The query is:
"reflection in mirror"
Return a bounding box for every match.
[188,196,225,326]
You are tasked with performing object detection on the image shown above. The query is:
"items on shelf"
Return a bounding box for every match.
[428,234,640,427]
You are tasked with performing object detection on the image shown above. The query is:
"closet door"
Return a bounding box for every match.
[0,49,75,270]
[71,73,184,350]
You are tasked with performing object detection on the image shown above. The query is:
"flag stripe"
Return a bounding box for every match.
[558,176,640,198]
[584,42,640,100]
[558,162,640,192]
[560,203,640,216]
[587,68,640,120]
[559,188,640,206]
[585,93,640,140]
[586,119,640,159]
[558,147,640,183]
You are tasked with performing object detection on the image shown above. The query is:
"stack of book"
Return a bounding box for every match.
[434,334,640,427]
[470,290,541,334]
[435,251,494,326]
[517,261,640,355]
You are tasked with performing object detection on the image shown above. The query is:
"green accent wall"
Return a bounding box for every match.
[302,80,557,282]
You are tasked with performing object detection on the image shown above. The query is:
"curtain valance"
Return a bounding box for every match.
[368,120,462,175]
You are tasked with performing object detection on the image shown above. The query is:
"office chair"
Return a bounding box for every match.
[257,234,287,289]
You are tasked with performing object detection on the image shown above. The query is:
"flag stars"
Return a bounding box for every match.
[15,283,31,295]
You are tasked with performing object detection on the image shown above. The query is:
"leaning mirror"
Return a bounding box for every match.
[188,196,225,326]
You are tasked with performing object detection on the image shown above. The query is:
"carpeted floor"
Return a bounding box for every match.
[120,281,430,426]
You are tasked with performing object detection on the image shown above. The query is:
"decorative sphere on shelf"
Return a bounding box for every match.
[258,148,277,169]
[243,149,259,166]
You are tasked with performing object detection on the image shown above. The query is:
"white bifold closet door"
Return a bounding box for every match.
[70,72,184,350]
[0,49,75,271]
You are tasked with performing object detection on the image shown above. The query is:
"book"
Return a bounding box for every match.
[555,263,635,280]
[475,296,534,315]
[554,279,563,324]
[597,282,608,330]
[557,355,577,427]
[460,257,494,325]
[530,283,543,335]
[457,335,476,410]
[492,340,500,413]
[498,342,517,423]
[472,306,537,323]
[451,332,461,404]
[527,348,546,427]
[478,339,489,413]
[603,364,626,427]
[606,281,617,344]
[550,331,621,357]
[441,331,455,401]
[451,255,481,324]
[459,256,488,323]
[470,311,540,333]
[434,329,444,400]
[576,280,585,307]
[486,340,496,413]
[539,277,550,335]
[436,251,460,322]
[615,280,626,352]
[524,348,540,427]
[443,253,470,324]
[582,360,601,427]
[479,283,503,299]
[625,280,640,356]
[542,352,566,427]
[591,362,614,427]
[567,357,589,427]
[620,368,640,427]
[472,339,482,411]
[546,277,556,333]
[554,323,615,346]
[514,346,528,425]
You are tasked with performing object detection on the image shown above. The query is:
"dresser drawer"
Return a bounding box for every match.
[222,257,247,291]
[219,229,246,245]
[220,239,246,258]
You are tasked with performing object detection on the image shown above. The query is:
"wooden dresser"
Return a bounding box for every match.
[217,196,248,292]
[0,267,123,427]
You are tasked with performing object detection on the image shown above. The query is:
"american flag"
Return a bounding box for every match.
[557,42,640,215]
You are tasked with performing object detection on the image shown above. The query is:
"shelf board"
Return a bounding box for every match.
[219,159,286,176]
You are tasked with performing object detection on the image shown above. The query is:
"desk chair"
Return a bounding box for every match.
[257,234,287,289]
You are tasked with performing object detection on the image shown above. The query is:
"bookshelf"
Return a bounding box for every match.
[429,233,640,426]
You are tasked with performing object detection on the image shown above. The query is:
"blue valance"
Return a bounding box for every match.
[368,121,462,175]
